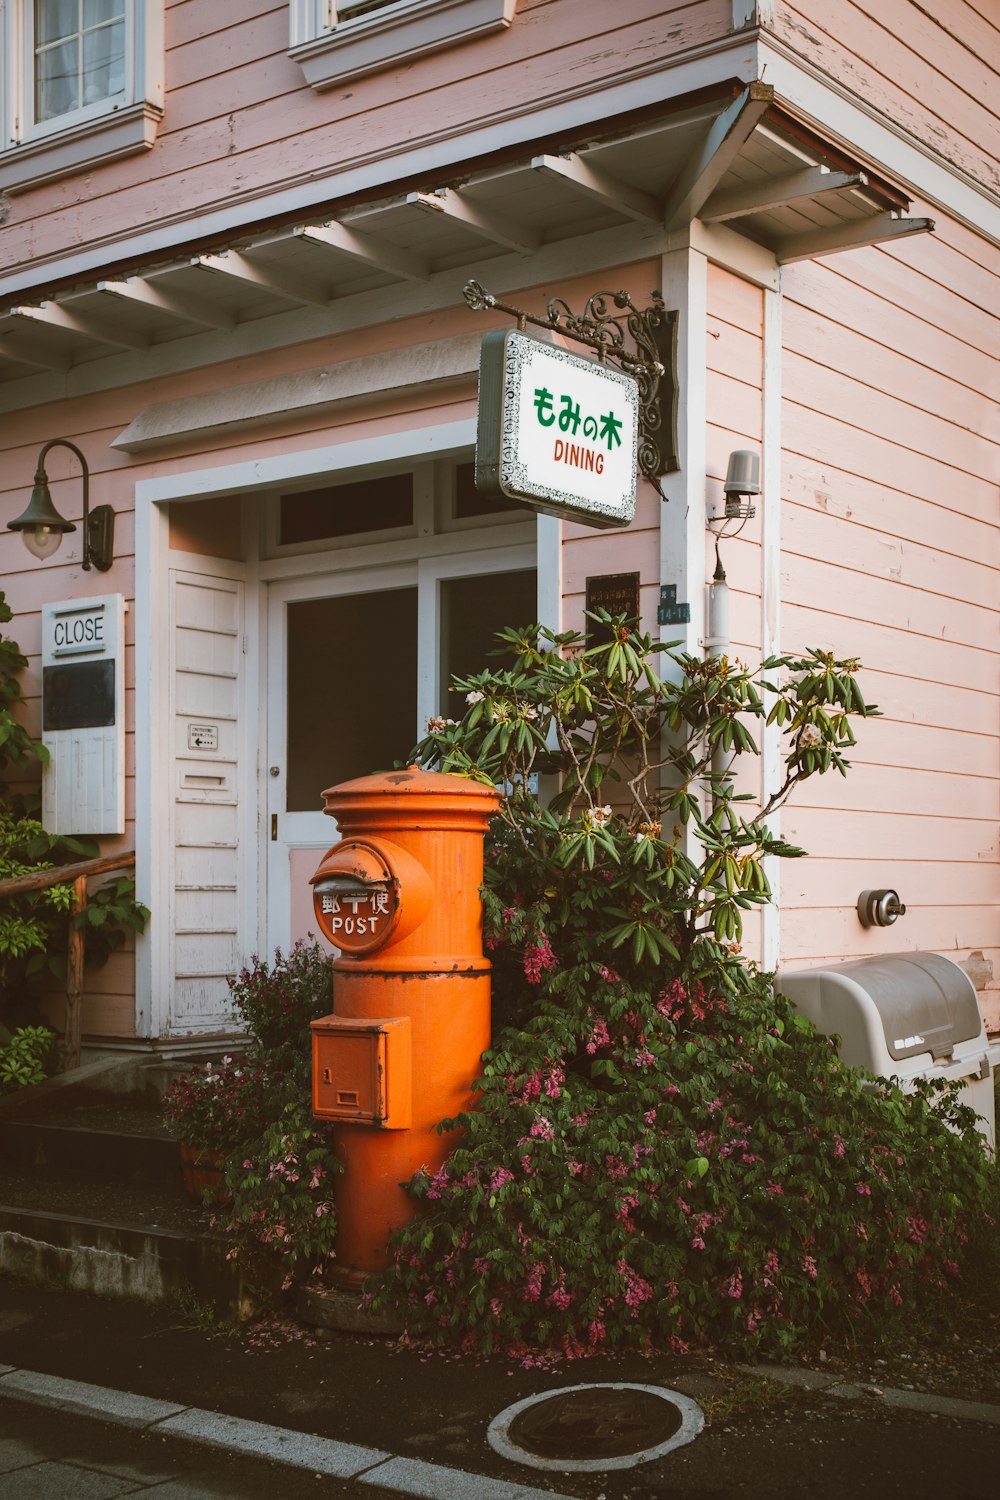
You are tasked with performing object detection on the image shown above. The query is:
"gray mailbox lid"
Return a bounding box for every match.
[810,952,981,1062]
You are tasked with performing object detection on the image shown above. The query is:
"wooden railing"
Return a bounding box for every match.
[0,851,136,1071]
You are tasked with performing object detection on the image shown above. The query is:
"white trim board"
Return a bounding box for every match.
[759,283,782,974]
[113,333,483,453]
[135,419,479,506]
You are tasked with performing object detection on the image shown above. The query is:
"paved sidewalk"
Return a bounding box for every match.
[0,1396,388,1499]
[0,1367,572,1500]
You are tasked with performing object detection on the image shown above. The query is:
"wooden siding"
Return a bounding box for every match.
[773,1,1000,194]
[778,211,1000,1026]
[0,0,733,276]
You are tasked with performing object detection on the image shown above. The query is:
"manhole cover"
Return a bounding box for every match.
[487,1382,704,1473]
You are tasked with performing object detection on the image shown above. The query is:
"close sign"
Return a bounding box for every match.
[475,330,639,529]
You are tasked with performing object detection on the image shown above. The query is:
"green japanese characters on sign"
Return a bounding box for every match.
[474,331,638,529]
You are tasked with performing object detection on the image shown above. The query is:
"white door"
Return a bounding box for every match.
[168,569,246,1035]
[265,551,536,954]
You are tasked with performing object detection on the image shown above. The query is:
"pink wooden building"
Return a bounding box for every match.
[0,0,996,1055]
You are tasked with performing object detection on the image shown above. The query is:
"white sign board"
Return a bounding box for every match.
[41,594,125,835]
[475,330,638,529]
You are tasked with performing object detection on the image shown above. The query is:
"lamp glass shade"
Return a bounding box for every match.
[10,476,76,534]
[21,525,65,561]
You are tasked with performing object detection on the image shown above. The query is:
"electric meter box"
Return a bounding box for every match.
[777,952,1000,1147]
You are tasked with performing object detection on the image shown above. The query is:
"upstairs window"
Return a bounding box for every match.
[289,0,516,90]
[0,0,163,194]
[33,0,127,127]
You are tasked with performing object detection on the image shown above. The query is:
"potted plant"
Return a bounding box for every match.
[163,1054,261,1202]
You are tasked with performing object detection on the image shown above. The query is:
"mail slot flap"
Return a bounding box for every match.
[310,841,392,892]
[780,952,983,1064]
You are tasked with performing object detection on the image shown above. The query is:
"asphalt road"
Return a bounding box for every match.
[0,1278,998,1500]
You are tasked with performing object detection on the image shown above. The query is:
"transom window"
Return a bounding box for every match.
[34,0,126,124]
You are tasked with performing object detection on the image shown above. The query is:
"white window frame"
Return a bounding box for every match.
[0,0,164,194]
[288,0,516,91]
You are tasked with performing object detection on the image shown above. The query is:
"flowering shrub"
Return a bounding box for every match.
[163,942,340,1277]
[373,617,1000,1356]
[413,619,879,1030]
[382,965,998,1356]
[222,1101,339,1275]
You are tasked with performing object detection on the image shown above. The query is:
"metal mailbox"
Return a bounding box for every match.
[311,1015,411,1129]
[778,951,1000,1147]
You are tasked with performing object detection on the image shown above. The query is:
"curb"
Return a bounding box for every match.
[743,1364,1000,1427]
[0,1365,582,1500]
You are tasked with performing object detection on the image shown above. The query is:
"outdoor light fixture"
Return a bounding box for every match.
[8,438,115,571]
[721,448,759,520]
[705,448,761,686]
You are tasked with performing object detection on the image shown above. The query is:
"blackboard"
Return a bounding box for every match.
[43,660,116,731]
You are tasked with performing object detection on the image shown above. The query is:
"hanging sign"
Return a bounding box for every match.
[474,330,639,529]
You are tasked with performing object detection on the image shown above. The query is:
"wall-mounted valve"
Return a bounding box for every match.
[857,889,907,928]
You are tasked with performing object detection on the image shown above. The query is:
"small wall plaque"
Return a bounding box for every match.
[188,723,219,751]
[586,572,640,647]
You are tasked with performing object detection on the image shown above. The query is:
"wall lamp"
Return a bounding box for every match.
[8,438,114,571]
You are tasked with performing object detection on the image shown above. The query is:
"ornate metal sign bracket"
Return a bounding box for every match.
[464,279,679,497]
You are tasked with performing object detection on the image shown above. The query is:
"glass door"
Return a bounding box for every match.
[266,566,418,953]
[266,551,536,953]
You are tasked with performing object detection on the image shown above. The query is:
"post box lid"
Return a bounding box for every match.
[321,765,499,803]
[321,764,500,832]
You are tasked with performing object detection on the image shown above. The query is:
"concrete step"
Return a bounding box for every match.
[0,1118,180,1181]
[0,1202,256,1320]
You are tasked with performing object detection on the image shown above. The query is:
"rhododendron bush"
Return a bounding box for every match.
[374,617,999,1355]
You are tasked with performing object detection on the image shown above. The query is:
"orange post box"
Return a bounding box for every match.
[309,766,499,1283]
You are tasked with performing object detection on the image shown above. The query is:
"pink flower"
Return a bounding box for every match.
[523,933,557,984]
[724,1269,743,1299]
[856,1182,872,1196]
[802,1255,817,1281]
[585,1018,611,1054]
[522,1264,545,1302]
[616,1259,653,1313]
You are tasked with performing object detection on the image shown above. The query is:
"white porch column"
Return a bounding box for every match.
[760,284,783,972]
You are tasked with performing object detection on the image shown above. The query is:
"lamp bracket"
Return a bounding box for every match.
[463,279,679,493]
